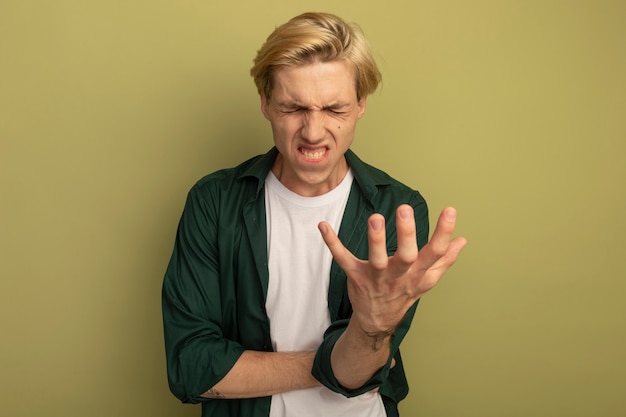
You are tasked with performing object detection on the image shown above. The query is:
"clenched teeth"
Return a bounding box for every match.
[301,149,326,159]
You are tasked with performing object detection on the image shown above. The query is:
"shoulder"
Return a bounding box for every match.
[192,154,262,190]
[189,149,277,200]
[346,150,430,246]
[346,150,427,208]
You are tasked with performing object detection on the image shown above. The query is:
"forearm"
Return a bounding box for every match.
[201,350,320,399]
[330,320,392,390]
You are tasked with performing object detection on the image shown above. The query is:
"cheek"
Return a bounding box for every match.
[270,120,297,140]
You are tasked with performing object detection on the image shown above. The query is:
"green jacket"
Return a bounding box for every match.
[162,147,429,417]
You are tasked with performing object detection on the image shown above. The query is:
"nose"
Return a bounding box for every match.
[301,110,326,143]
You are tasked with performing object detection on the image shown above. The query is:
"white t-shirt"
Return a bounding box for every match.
[265,170,385,417]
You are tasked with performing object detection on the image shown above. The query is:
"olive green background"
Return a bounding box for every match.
[1,1,624,416]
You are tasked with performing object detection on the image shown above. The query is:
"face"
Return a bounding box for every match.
[261,60,367,197]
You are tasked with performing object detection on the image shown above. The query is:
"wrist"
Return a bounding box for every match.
[344,319,394,354]
[362,327,395,352]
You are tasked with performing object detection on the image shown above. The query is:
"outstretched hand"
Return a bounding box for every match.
[318,205,467,335]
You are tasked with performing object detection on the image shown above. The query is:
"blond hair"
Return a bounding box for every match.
[250,12,382,101]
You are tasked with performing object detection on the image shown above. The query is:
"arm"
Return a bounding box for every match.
[318,205,466,389]
[201,351,320,399]
[163,184,320,402]
[329,321,392,390]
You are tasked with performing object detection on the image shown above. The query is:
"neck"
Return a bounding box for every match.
[271,154,349,197]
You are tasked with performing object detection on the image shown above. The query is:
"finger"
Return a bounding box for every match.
[367,213,388,271]
[445,236,467,264]
[393,205,418,267]
[418,207,458,268]
[413,234,467,298]
[417,236,467,297]
[428,236,468,272]
[318,221,359,272]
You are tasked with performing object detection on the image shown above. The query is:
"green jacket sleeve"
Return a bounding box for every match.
[311,302,419,398]
[162,184,245,403]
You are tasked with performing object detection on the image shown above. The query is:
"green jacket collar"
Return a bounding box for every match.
[238,147,392,202]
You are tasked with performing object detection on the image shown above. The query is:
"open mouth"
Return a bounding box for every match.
[300,147,327,161]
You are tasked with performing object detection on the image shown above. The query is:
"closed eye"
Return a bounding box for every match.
[323,106,349,115]
[280,107,305,114]
[277,103,349,115]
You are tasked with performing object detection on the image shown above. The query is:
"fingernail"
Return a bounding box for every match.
[319,224,328,234]
[445,208,457,221]
[371,219,383,231]
[399,206,411,220]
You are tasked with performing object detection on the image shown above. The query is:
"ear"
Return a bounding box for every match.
[357,97,367,119]
[260,95,271,120]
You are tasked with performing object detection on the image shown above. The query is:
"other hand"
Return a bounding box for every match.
[318,205,467,335]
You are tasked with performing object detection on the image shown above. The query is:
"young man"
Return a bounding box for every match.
[162,12,466,417]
